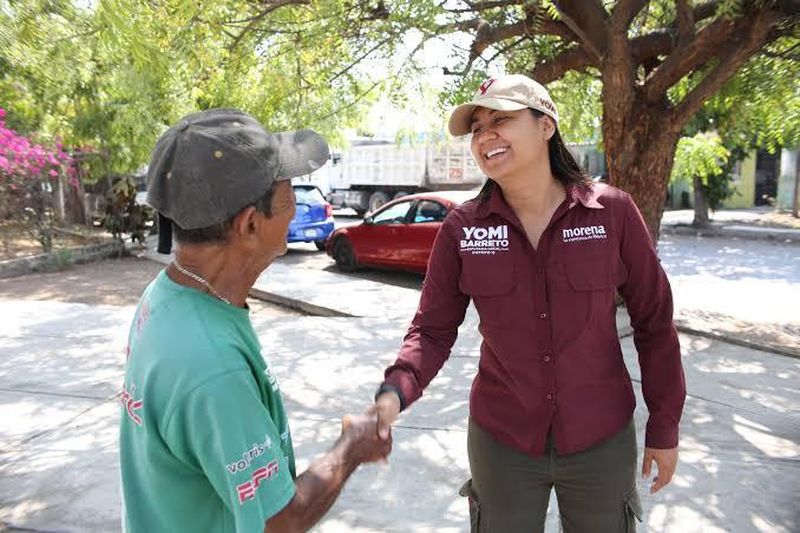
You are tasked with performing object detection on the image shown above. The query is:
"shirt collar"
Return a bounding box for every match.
[475,184,511,220]
[476,181,603,219]
[567,183,605,210]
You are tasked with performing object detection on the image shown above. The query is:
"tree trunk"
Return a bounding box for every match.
[692,176,711,227]
[793,152,799,219]
[63,177,88,225]
[603,96,680,243]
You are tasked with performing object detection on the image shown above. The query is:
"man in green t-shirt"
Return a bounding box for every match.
[119,109,391,532]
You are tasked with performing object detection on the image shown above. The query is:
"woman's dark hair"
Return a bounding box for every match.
[477,108,591,199]
[173,185,275,244]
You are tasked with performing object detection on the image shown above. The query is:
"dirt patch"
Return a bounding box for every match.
[0,256,163,306]
[675,309,800,357]
[0,222,112,261]
[715,210,800,229]
[746,210,800,230]
[0,256,304,317]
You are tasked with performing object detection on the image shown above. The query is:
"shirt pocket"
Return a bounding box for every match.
[549,257,621,343]
[459,261,517,328]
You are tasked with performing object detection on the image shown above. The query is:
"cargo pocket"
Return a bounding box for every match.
[459,479,482,533]
[458,263,517,328]
[623,487,643,532]
[549,258,620,344]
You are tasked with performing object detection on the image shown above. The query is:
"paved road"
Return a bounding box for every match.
[1,216,798,532]
[1,298,798,532]
[285,221,800,329]
[659,234,800,326]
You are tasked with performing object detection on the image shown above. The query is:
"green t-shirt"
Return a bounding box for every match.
[119,270,296,532]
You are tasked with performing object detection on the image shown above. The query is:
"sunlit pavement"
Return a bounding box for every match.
[0,291,798,532]
[2,220,799,532]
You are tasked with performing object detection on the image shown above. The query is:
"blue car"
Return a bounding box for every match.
[288,185,335,250]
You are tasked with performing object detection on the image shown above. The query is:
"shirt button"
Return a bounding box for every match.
[539,312,548,319]
[546,393,554,400]
[543,355,551,363]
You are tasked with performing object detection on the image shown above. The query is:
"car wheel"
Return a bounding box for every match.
[333,238,358,272]
[314,239,326,251]
[393,191,409,200]
[368,191,390,213]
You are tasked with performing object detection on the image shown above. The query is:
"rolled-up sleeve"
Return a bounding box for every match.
[618,194,686,449]
[383,215,470,407]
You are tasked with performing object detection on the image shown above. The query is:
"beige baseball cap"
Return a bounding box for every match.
[448,74,559,136]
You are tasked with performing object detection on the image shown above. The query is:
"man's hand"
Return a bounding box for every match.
[642,447,678,494]
[341,413,392,464]
[265,414,391,532]
[369,391,401,440]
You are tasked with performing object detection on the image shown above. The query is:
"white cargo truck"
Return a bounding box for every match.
[310,139,605,216]
[326,140,486,215]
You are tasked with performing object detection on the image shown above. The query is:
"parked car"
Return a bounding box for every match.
[288,184,335,250]
[325,190,477,273]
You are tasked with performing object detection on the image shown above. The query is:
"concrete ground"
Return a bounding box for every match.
[660,207,800,243]
[1,224,799,532]
[661,207,800,229]
[0,256,304,317]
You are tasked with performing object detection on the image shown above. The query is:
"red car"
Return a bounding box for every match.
[326,191,478,274]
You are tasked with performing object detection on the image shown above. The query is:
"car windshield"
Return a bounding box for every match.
[413,200,447,223]
[372,201,412,224]
[294,186,326,205]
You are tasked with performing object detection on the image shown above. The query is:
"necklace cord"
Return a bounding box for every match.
[172,261,232,305]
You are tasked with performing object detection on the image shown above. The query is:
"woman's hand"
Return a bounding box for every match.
[369,391,401,440]
[642,447,678,493]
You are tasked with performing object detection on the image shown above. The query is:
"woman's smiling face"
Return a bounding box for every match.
[469,107,553,184]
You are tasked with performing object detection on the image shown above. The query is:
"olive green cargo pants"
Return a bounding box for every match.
[460,418,643,532]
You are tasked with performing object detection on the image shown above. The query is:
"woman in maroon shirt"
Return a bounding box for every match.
[372,74,685,532]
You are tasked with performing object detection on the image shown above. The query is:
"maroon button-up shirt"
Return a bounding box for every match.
[384,183,686,456]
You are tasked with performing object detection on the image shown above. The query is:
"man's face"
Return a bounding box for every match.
[256,180,296,263]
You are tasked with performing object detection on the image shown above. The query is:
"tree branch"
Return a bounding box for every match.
[450,13,571,40]
[445,0,525,13]
[526,31,673,84]
[611,0,648,29]
[762,40,800,60]
[313,79,383,123]
[51,27,100,44]
[314,36,428,124]
[530,47,595,82]
[229,0,311,52]
[551,0,609,59]
[329,36,394,83]
[631,30,675,62]
[644,15,739,102]
[445,13,576,76]
[675,0,694,45]
[671,8,784,131]
[486,36,528,64]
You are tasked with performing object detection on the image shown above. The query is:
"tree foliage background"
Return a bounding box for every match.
[1,0,798,235]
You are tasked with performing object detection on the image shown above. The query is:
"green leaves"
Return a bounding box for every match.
[547,70,602,144]
[671,132,731,184]
[1,0,796,197]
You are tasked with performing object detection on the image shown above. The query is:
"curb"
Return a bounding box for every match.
[0,240,125,279]
[134,247,799,357]
[675,325,799,359]
[662,225,800,243]
[134,247,355,318]
[248,287,355,318]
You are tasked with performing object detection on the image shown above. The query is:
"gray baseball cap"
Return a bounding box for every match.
[146,108,329,230]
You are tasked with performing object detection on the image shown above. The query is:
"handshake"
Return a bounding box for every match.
[338,390,402,465]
